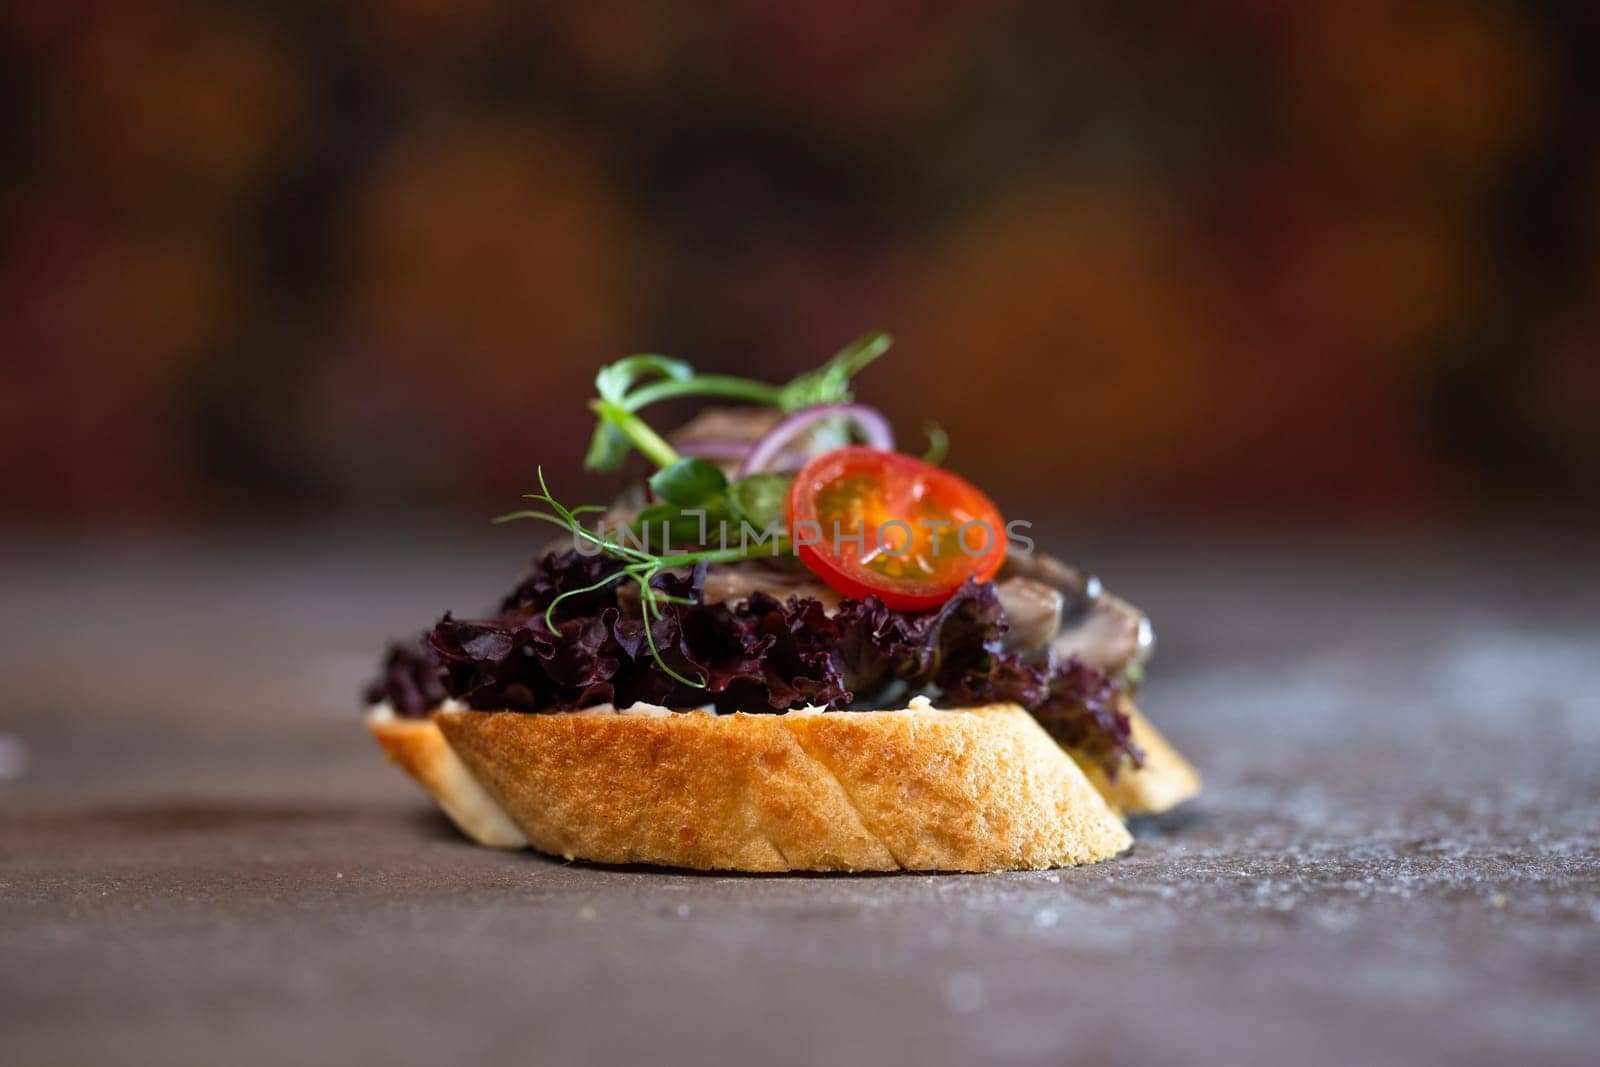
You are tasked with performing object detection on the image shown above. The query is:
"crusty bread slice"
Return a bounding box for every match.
[368,699,1198,871]
[366,706,527,848]
[1072,700,1203,818]
[432,704,1132,872]
[369,703,1134,871]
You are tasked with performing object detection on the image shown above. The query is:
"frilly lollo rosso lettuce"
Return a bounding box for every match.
[362,639,449,717]
[366,552,1142,773]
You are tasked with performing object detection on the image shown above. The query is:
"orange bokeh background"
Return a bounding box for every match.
[2,1,1597,531]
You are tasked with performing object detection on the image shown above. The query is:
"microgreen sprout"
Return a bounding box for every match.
[495,468,791,687]
[513,335,894,683]
[584,332,892,471]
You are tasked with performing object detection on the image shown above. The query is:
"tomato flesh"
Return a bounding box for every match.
[785,447,1006,610]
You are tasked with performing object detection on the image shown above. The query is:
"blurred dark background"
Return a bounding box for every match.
[3,0,1599,533]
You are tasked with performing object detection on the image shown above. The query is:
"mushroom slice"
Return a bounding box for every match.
[994,578,1065,654]
[1051,592,1154,676]
[998,553,1099,620]
[998,552,1153,675]
[668,405,781,447]
[701,561,842,611]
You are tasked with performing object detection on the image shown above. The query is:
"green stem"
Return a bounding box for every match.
[591,399,680,468]
[543,569,629,630]
[638,589,704,687]
[495,471,799,688]
[623,375,785,411]
[652,539,791,568]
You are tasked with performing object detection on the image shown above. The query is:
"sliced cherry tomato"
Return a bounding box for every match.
[785,447,1006,610]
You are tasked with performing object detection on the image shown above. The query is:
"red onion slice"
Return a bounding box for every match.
[736,404,894,478]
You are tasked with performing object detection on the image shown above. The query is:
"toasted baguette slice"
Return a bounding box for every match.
[1072,700,1202,818]
[366,706,526,848]
[435,704,1132,872]
[371,703,1132,871]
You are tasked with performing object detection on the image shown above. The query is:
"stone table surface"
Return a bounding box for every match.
[2,530,1597,1066]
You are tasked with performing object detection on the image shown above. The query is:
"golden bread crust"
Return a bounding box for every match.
[432,705,1132,872]
[366,708,527,848]
[1071,699,1203,817]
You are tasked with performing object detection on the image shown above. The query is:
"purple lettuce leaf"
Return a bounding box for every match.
[367,551,1143,773]
[363,638,449,717]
